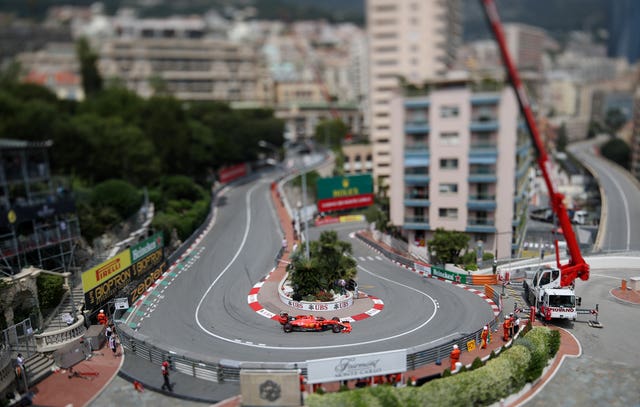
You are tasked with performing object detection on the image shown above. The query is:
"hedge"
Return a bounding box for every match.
[307,327,559,407]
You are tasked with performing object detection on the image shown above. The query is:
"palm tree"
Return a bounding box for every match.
[289,231,357,297]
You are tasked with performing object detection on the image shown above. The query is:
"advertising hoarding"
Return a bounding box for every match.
[131,232,163,263]
[306,349,406,384]
[316,174,373,212]
[218,163,248,183]
[316,174,373,200]
[82,250,131,293]
[82,247,165,310]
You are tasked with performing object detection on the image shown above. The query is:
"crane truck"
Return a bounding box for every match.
[479,0,590,321]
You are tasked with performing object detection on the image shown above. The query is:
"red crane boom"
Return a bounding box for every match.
[479,0,589,287]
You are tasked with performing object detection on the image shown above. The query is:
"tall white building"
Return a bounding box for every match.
[389,79,532,259]
[367,0,461,187]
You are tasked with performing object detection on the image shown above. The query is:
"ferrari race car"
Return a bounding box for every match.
[277,312,352,333]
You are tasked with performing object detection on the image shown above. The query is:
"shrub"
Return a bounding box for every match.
[37,273,65,312]
[470,357,484,370]
[91,179,142,219]
[315,290,334,302]
[515,337,546,382]
[482,252,494,261]
[464,263,478,271]
[160,175,206,202]
[548,329,561,357]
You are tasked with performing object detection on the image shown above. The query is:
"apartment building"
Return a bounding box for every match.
[98,15,269,102]
[367,0,461,188]
[388,80,532,259]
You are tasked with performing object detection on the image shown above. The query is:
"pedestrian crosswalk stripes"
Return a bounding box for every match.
[356,255,384,262]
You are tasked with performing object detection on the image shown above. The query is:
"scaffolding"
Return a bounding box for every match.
[0,139,81,276]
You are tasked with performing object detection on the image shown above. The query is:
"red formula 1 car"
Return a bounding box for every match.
[277,312,352,333]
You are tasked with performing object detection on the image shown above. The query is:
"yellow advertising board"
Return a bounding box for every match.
[82,249,131,293]
[466,339,476,352]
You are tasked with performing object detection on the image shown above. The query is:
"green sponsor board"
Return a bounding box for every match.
[316,174,373,200]
[131,232,164,263]
[430,265,467,284]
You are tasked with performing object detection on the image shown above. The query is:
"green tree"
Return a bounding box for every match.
[91,179,142,219]
[79,86,144,124]
[364,205,389,232]
[76,38,103,97]
[604,107,627,136]
[0,60,21,87]
[600,138,630,169]
[311,230,357,289]
[314,119,349,150]
[289,231,357,296]
[556,123,568,152]
[149,74,170,96]
[428,228,470,265]
[289,257,322,298]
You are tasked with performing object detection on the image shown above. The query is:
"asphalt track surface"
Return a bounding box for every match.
[126,172,495,365]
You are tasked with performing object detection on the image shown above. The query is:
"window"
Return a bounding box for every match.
[375,4,397,12]
[440,105,460,118]
[439,183,458,194]
[440,132,459,145]
[440,158,458,169]
[376,59,397,67]
[374,18,396,25]
[439,208,458,219]
[373,32,397,39]
[374,46,398,53]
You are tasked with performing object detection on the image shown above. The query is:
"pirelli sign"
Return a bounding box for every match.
[82,250,131,294]
[82,234,166,310]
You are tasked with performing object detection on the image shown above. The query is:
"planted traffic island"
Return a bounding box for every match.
[279,230,358,312]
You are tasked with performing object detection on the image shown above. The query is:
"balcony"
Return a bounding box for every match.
[404,194,430,207]
[467,195,496,210]
[403,216,430,230]
[404,174,430,184]
[404,99,430,109]
[466,217,496,233]
[469,121,499,132]
[405,143,429,153]
[470,93,500,105]
[468,173,497,183]
[405,123,430,134]
[469,142,498,154]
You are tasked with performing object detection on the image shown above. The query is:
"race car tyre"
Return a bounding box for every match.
[284,323,293,333]
[331,317,340,321]
[332,324,341,333]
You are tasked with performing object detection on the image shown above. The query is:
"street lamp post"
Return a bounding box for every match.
[301,172,310,259]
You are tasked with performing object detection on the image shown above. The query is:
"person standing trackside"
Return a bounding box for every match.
[108,334,117,357]
[481,325,489,349]
[97,309,108,326]
[503,316,512,341]
[161,361,172,392]
[282,237,288,253]
[450,344,461,372]
[514,314,521,335]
